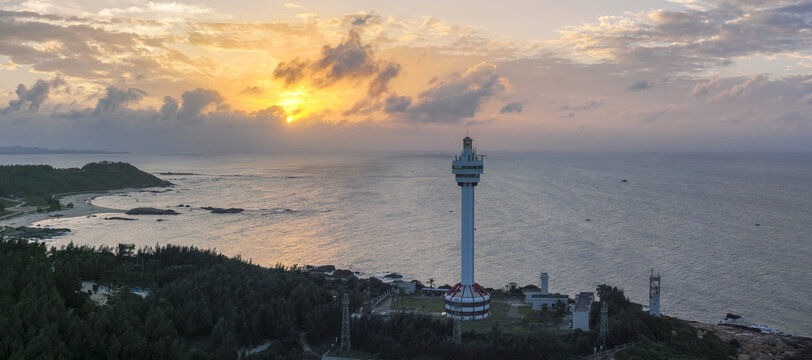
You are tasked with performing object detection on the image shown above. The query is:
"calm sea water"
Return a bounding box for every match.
[2,152,811,336]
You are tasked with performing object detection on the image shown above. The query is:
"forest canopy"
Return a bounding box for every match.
[0,162,171,205]
[0,237,736,360]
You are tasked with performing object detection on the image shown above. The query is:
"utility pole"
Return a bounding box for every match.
[600,302,608,348]
[340,293,351,352]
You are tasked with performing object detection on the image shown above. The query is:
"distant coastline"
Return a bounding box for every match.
[0,190,127,227]
[0,146,127,154]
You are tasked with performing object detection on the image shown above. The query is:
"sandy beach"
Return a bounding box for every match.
[0,190,132,227]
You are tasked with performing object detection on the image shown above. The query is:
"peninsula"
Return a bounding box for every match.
[0,162,171,222]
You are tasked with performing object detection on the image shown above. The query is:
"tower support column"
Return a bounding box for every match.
[460,184,474,285]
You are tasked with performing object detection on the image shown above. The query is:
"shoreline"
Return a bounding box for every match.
[689,321,812,359]
[0,189,132,227]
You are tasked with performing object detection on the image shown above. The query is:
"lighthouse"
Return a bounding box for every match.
[444,136,490,320]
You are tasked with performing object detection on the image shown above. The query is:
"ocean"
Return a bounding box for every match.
[2,152,811,336]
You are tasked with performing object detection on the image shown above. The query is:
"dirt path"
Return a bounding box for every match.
[505,299,528,319]
[299,332,320,359]
[372,294,395,314]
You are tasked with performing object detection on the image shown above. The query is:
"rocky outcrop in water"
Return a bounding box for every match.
[125,207,179,215]
[104,217,137,221]
[202,207,244,214]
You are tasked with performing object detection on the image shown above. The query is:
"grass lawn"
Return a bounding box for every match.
[389,297,571,335]
[392,296,444,312]
[517,305,535,317]
[461,300,526,334]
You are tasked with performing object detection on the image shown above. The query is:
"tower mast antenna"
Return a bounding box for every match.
[649,268,661,317]
[600,302,608,347]
[340,292,351,351]
[444,136,490,321]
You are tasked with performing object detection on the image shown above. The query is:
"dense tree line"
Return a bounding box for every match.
[350,313,594,360]
[0,237,734,359]
[0,238,360,359]
[589,284,735,359]
[0,162,171,205]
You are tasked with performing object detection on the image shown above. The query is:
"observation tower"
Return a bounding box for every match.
[444,136,490,320]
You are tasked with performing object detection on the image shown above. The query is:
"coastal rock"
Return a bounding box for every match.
[104,217,137,221]
[125,207,179,215]
[202,206,244,214]
[333,269,354,278]
[383,272,403,279]
[0,226,70,239]
[306,265,336,273]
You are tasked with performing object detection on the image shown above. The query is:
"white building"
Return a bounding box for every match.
[523,272,557,304]
[530,293,569,310]
[572,292,594,331]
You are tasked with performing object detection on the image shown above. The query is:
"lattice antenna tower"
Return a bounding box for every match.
[600,302,608,347]
[649,268,661,317]
[340,292,351,351]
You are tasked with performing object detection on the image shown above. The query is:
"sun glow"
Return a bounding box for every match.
[277,89,313,124]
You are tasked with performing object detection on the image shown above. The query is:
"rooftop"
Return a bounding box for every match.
[531,293,568,299]
[574,292,594,312]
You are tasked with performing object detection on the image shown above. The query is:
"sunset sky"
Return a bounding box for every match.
[1,0,811,152]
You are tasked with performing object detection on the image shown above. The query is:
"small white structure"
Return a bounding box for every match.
[573,292,594,331]
[530,294,569,310]
[523,271,561,304]
[523,288,542,303]
[649,268,661,317]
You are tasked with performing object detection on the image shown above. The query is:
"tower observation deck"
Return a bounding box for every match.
[444,136,490,320]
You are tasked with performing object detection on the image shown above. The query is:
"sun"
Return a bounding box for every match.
[276,89,313,124]
[269,86,340,124]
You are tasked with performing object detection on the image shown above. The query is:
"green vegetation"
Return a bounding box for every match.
[0,198,18,209]
[517,305,534,317]
[460,299,525,334]
[0,237,736,360]
[591,284,737,359]
[0,162,172,206]
[0,226,71,240]
[616,317,735,360]
[392,296,444,312]
[0,237,388,360]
